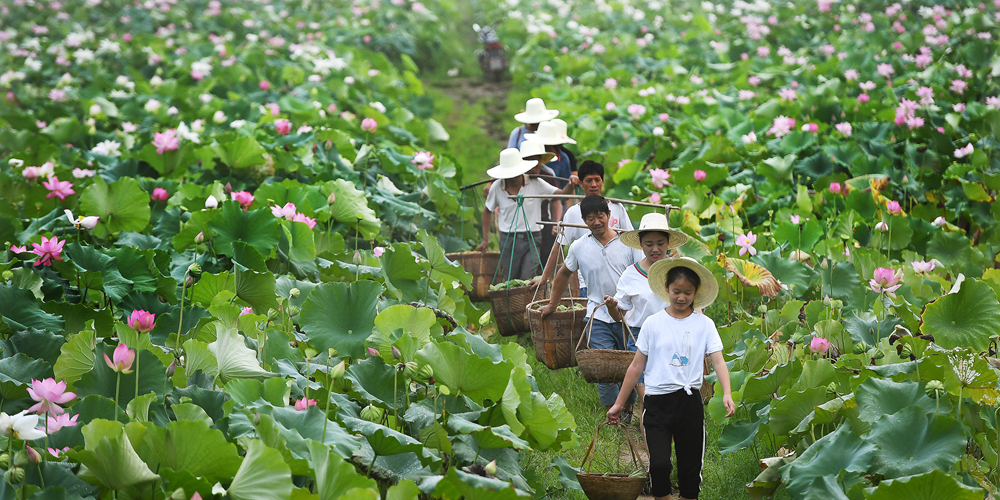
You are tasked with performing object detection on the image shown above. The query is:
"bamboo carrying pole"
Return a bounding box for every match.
[536,221,628,231]
[505,194,679,211]
[459,174,570,191]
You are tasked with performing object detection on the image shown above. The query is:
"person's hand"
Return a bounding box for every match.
[569,174,580,186]
[723,393,736,417]
[477,240,489,252]
[528,277,542,289]
[539,303,556,319]
[603,295,618,311]
[606,403,623,424]
[551,225,559,236]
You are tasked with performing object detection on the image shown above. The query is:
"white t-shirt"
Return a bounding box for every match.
[556,202,633,290]
[637,310,723,396]
[614,263,668,329]
[564,234,642,323]
[484,177,558,233]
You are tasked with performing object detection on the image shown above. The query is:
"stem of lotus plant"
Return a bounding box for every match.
[367,452,378,478]
[114,371,122,422]
[304,358,311,403]
[393,369,399,432]
[44,412,48,463]
[322,358,332,444]
[134,349,140,403]
[176,270,189,352]
[935,393,940,416]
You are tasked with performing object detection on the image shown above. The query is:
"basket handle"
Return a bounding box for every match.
[622,321,638,349]
[579,422,645,474]
[575,300,608,352]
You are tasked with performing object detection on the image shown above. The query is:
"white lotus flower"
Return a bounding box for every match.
[65,209,99,230]
[0,411,47,441]
[205,195,219,209]
[92,140,121,157]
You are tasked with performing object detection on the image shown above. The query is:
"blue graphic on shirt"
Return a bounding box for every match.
[669,331,691,367]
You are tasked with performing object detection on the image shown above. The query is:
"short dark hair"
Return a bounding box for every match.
[580,195,610,220]
[578,160,604,181]
[666,266,701,289]
[639,231,671,243]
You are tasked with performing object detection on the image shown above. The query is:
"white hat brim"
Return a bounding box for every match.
[620,228,689,250]
[487,158,538,179]
[647,257,719,310]
[514,109,559,123]
[522,132,569,146]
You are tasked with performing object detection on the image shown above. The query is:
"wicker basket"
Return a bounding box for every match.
[576,308,638,384]
[445,252,500,302]
[576,422,647,500]
[488,284,549,337]
[527,298,587,369]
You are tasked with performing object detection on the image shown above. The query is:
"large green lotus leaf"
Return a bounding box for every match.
[23,468,98,499]
[743,361,793,403]
[789,360,837,393]
[446,414,531,451]
[843,312,899,347]
[208,324,276,383]
[307,440,378,500]
[500,367,532,436]
[717,419,762,454]
[231,242,278,312]
[251,413,311,476]
[340,416,440,467]
[208,202,281,258]
[283,221,317,262]
[517,391,576,451]
[224,378,287,407]
[299,281,382,360]
[378,243,425,301]
[417,230,472,289]
[326,179,380,239]
[920,348,1000,405]
[8,328,64,364]
[227,441,293,500]
[772,220,825,252]
[768,387,833,437]
[779,423,875,497]
[386,480,421,500]
[345,357,407,411]
[144,419,242,483]
[855,378,937,424]
[159,468,215,500]
[427,467,530,499]
[212,135,267,170]
[869,406,966,479]
[0,283,64,334]
[920,278,1000,351]
[75,345,167,410]
[415,340,512,403]
[8,267,43,300]
[863,469,983,500]
[67,419,159,490]
[369,305,437,360]
[191,272,236,308]
[79,177,152,237]
[265,407,362,461]
[757,154,795,183]
[184,339,219,379]
[820,261,861,301]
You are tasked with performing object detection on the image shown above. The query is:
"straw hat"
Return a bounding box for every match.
[523,119,575,145]
[514,98,559,123]
[519,139,557,164]
[647,257,719,310]
[487,148,538,179]
[620,212,689,250]
[549,118,577,145]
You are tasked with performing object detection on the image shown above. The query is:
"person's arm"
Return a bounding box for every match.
[533,243,562,287]
[507,127,520,149]
[709,350,736,417]
[539,264,572,318]
[549,196,563,231]
[478,209,492,252]
[605,295,624,322]
[607,351,648,422]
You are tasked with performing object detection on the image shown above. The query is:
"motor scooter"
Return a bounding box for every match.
[473,23,506,82]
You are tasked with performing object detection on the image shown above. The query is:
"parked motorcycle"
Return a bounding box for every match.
[473,23,506,82]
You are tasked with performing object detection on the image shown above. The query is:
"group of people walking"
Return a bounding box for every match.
[478,98,736,500]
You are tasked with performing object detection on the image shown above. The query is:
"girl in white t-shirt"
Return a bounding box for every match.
[607,257,735,500]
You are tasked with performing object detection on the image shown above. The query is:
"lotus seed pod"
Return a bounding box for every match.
[417,364,433,380]
[1,271,12,281]
[898,344,913,359]
[289,288,300,299]
[329,360,346,379]
[267,308,280,321]
[790,332,805,345]
[360,404,384,423]
[0,453,10,468]
[402,361,419,379]
[303,348,318,359]
[287,306,301,317]
[925,380,945,398]
[187,263,202,277]
[826,382,838,396]
[870,349,885,360]
[6,467,24,484]
[853,341,868,355]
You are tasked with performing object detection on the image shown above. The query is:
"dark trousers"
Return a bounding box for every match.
[643,390,705,499]
[498,231,542,281]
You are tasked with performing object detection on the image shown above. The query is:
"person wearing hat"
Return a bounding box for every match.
[479,148,576,281]
[507,98,559,150]
[606,257,736,500]
[540,195,644,416]
[520,140,562,265]
[524,119,577,190]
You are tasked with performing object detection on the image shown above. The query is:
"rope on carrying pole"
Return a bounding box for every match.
[460,174,570,191]
[505,194,678,213]
[490,194,545,333]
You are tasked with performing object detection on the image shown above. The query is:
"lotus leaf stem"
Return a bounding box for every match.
[176,269,189,352]
[114,371,122,422]
[322,356,331,444]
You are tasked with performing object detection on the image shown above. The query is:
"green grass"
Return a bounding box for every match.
[484,330,775,500]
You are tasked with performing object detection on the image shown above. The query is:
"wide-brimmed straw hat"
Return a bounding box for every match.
[487,148,538,179]
[519,140,557,164]
[523,119,576,145]
[620,212,689,250]
[647,257,719,310]
[514,98,559,123]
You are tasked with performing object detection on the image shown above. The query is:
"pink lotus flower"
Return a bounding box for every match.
[361,118,377,132]
[231,191,254,210]
[259,80,271,90]
[693,170,707,182]
[859,81,876,92]
[659,113,669,122]
[23,167,41,181]
[876,63,895,78]
[778,88,797,101]
[650,168,670,188]
[46,413,79,433]
[10,244,27,253]
[291,212,317,229]
[835,122,852,136]
[801,123,818,133]
[605,102,616,111]
[128,310,155,333]
[104,343,135,374]
[748,76,761,86]
[151,187,169,202]
[952,103,966,113]
[809,336,830,354]
[31,236,65,267]
[828,182,842,194]
[649,192,661,204]
[886,200,901,214]
[858,93,870,103]
[373,247,385,258]
[274,119,292,136]
[736,231,758,256]
[43,177,75,201]
[412,151,435,170]
[767,116,796,138]
[240,307,253,316]
[869,267,903,297]
[875,221,889,232]
[949,80,967,95]
[266,103,280,116]
[294,398,317,411]
[933,216,946,227]
[271,203,296,220]
[911,260,936,273]
[790,214,800,224]
[205,195,219,209]
[27,378,76,415]
[48,447,71,458]
[954,143,974,158]
[604,78,617,90]
[626,104,646,119]
[844,69,859,81]
[152,130,180,155]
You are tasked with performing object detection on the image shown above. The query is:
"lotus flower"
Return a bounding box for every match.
[43,177,75,201]
[835,123,852,136]
[809,336,830,354]
[46,413,79,432]
[231,191,254,210]
[240,307,253,316]
[291,212,317,229]
[152,130,180,155]
[693,170,707,182]
[10,244,27,253]
[367,347,380,357]
[361,118,377,132]
[128,310,156,333]
[875,221,888,232]
[886,200,901,214]
[857,94,870,103]
[271,203,297,220]
[151,187,169,202]
[104,343,136,374]
[274,119,292,135]
[27,378,76,415]
[869,267,903,297]
[767,116,795,138]
[911,260,936,273]
[259,80,271,90]
[0,411,47,440]
[933,216,946,227]
[64,209,99,230]
[31,236,65,267]
[650,168,670,188]
[828,182,841,194]
[294,398,317,411]
[48,446,70,458]
[373,247,385,258]
[954,143,974,158]
[649,193,661,203]
[205,195,219,209]
[736,231,758,257]
[741,131,757,144]
[411,151,435,170]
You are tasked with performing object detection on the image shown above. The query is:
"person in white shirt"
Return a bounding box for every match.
[507,98,558,149]
[536,160,634,297]
[607,257,736,500]
[479,148,575,281]
[604,212,690,416]
[540,195,644,418]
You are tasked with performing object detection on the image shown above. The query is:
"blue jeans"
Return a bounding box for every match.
[587,319,638,407]
[579,287,587,299]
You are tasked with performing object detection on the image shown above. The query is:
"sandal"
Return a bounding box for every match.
[621,406,633,424]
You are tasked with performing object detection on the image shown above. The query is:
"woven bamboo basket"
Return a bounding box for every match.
[576,422,647,500]
[526,298,587,369]
[575,306,637,384]
[445,251,500,302]
[488,283,549,337]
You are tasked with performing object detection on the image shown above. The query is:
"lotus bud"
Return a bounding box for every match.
[353,250,363,264]
[267,308,280,321]
[253,412,261,425]
[0,453,8,468]
[224,182,233,195]
[327,191,336,204]
[289,288,300,299]
[287,305,301,317]
[166,359,177,377]
[2,271,12,281]
[188,263,202,277]
[367,347,380,357]
[391,346,401,360]
[484,460,497,476]
[416,364,433,381]
[870,349,885,360]
[330,360,346,379]
[360,404,383,423]
[925,380,946,398]
[6,467,24,484]
[25,447,41,465]
[205,195,219,209]
[853,341,868,355]
[186,276,194,287]
[195,231,205,244]
[403,361,418,379]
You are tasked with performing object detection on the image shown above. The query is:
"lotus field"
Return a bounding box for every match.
[1,0,1000,498]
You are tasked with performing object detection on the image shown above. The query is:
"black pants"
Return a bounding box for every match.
[643,390,705,499]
